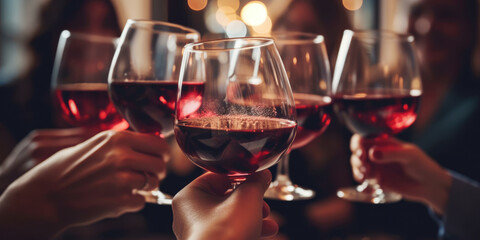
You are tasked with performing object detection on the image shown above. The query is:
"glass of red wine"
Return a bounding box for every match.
[174,37,297,190]
[108,20,200,205]
[332,30,422,204]
[264,32,332,201]
[51,30,128,131]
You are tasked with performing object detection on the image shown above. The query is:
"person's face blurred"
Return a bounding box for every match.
[69,0,118,37]
[281,1,320,33]
[408,0,475,71]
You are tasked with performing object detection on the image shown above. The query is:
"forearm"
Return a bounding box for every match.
[437,172,480,239]
[422,168,452,215]
[0,180,66,239]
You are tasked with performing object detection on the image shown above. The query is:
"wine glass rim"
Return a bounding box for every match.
[345,29,414,42]
[271,31,325,44]
[183,37,275,52]
[126,19,200,39]
[60,30,117,44]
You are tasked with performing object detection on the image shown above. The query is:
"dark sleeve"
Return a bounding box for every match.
[434,171,480,239]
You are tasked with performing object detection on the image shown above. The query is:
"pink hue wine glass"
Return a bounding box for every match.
[108,19,200,205]
[51,30,128,131]
[332,30,422,204]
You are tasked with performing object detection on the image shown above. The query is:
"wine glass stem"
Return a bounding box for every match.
[273,152,293,185]
[357,178,382,193]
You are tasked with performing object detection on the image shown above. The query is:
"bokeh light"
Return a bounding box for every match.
[188,0,208,11]
[217,0,239,11]
[216,6,238,26]
[226,20,247,37]
[241,1,268,26]
[342,0,363,11]
[252,16,272,34]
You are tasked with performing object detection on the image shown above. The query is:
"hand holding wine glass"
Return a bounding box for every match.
[174,37,297,189]
[108,20,200,205]
[0,130,169,239]
[172,170,278,240]
[349,134,452,214]
[333,30,422,203]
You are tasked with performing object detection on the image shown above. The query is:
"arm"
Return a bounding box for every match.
[350,134,480,239]
[437,172,480,239]
[0,130,169,239]
[0,128,95,193]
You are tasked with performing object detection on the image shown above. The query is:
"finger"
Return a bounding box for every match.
[27,128,93,141]
[233,170,272,200]
[142,172,160,191]
[260,218,279,238]
[120,149,167,178]
[188,172,233,196]
[262,201,270,218]
[350,134,362,152]
[369,144,421,165]
[28,137,92,161]
[120,171,160,192]
[350,154,365,182]
[117,131,171,161]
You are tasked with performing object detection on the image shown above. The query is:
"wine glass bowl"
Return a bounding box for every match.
[51,30,127,131]
[264,32,332,201]
[174,38,297,186]
[108,19,200,205]
[332,30,422,204]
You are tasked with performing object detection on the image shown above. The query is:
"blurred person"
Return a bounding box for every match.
[349,134,480,239]
[172,170,278,240]
[351,0,480,238]
[0,0,121,182]
[0,130,170,239]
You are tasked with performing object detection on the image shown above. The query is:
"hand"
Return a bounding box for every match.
[350,134,452,214]
[0,128,95,191]
[0,130,170,239]
[172,170,278,240]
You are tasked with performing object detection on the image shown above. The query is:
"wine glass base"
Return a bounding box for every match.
[336,186,402,204]
[136,190,173,205]
[264,181,315,201]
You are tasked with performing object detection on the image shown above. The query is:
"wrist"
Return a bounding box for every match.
[424,169,452,215]
[187,224,250,240]
[0,176,67,239]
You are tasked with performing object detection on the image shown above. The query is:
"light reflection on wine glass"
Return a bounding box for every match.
[264,32,332,201]
[332,30,422,204]
[174,37,297,189]
[51,30,128,131]
[108,20,200,205]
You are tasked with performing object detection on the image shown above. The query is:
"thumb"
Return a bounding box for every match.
[188,172,233,196]
[232,170,272,200]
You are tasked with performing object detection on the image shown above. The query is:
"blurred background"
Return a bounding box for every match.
[1,0,480,239]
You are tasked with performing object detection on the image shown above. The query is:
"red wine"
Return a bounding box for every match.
[54,83,127,130]
[109,80,204,137]
[333,91,421,136]
[174,116,296,180]
[292,93,332,149]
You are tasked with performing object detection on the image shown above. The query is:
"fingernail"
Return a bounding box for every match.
[372,150,382,160]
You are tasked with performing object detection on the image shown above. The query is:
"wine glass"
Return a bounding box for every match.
[174,38,297,189]
[52,30,128,130]
[332,30,422,204]
[108,19,200,205]
[264,32,332,201]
